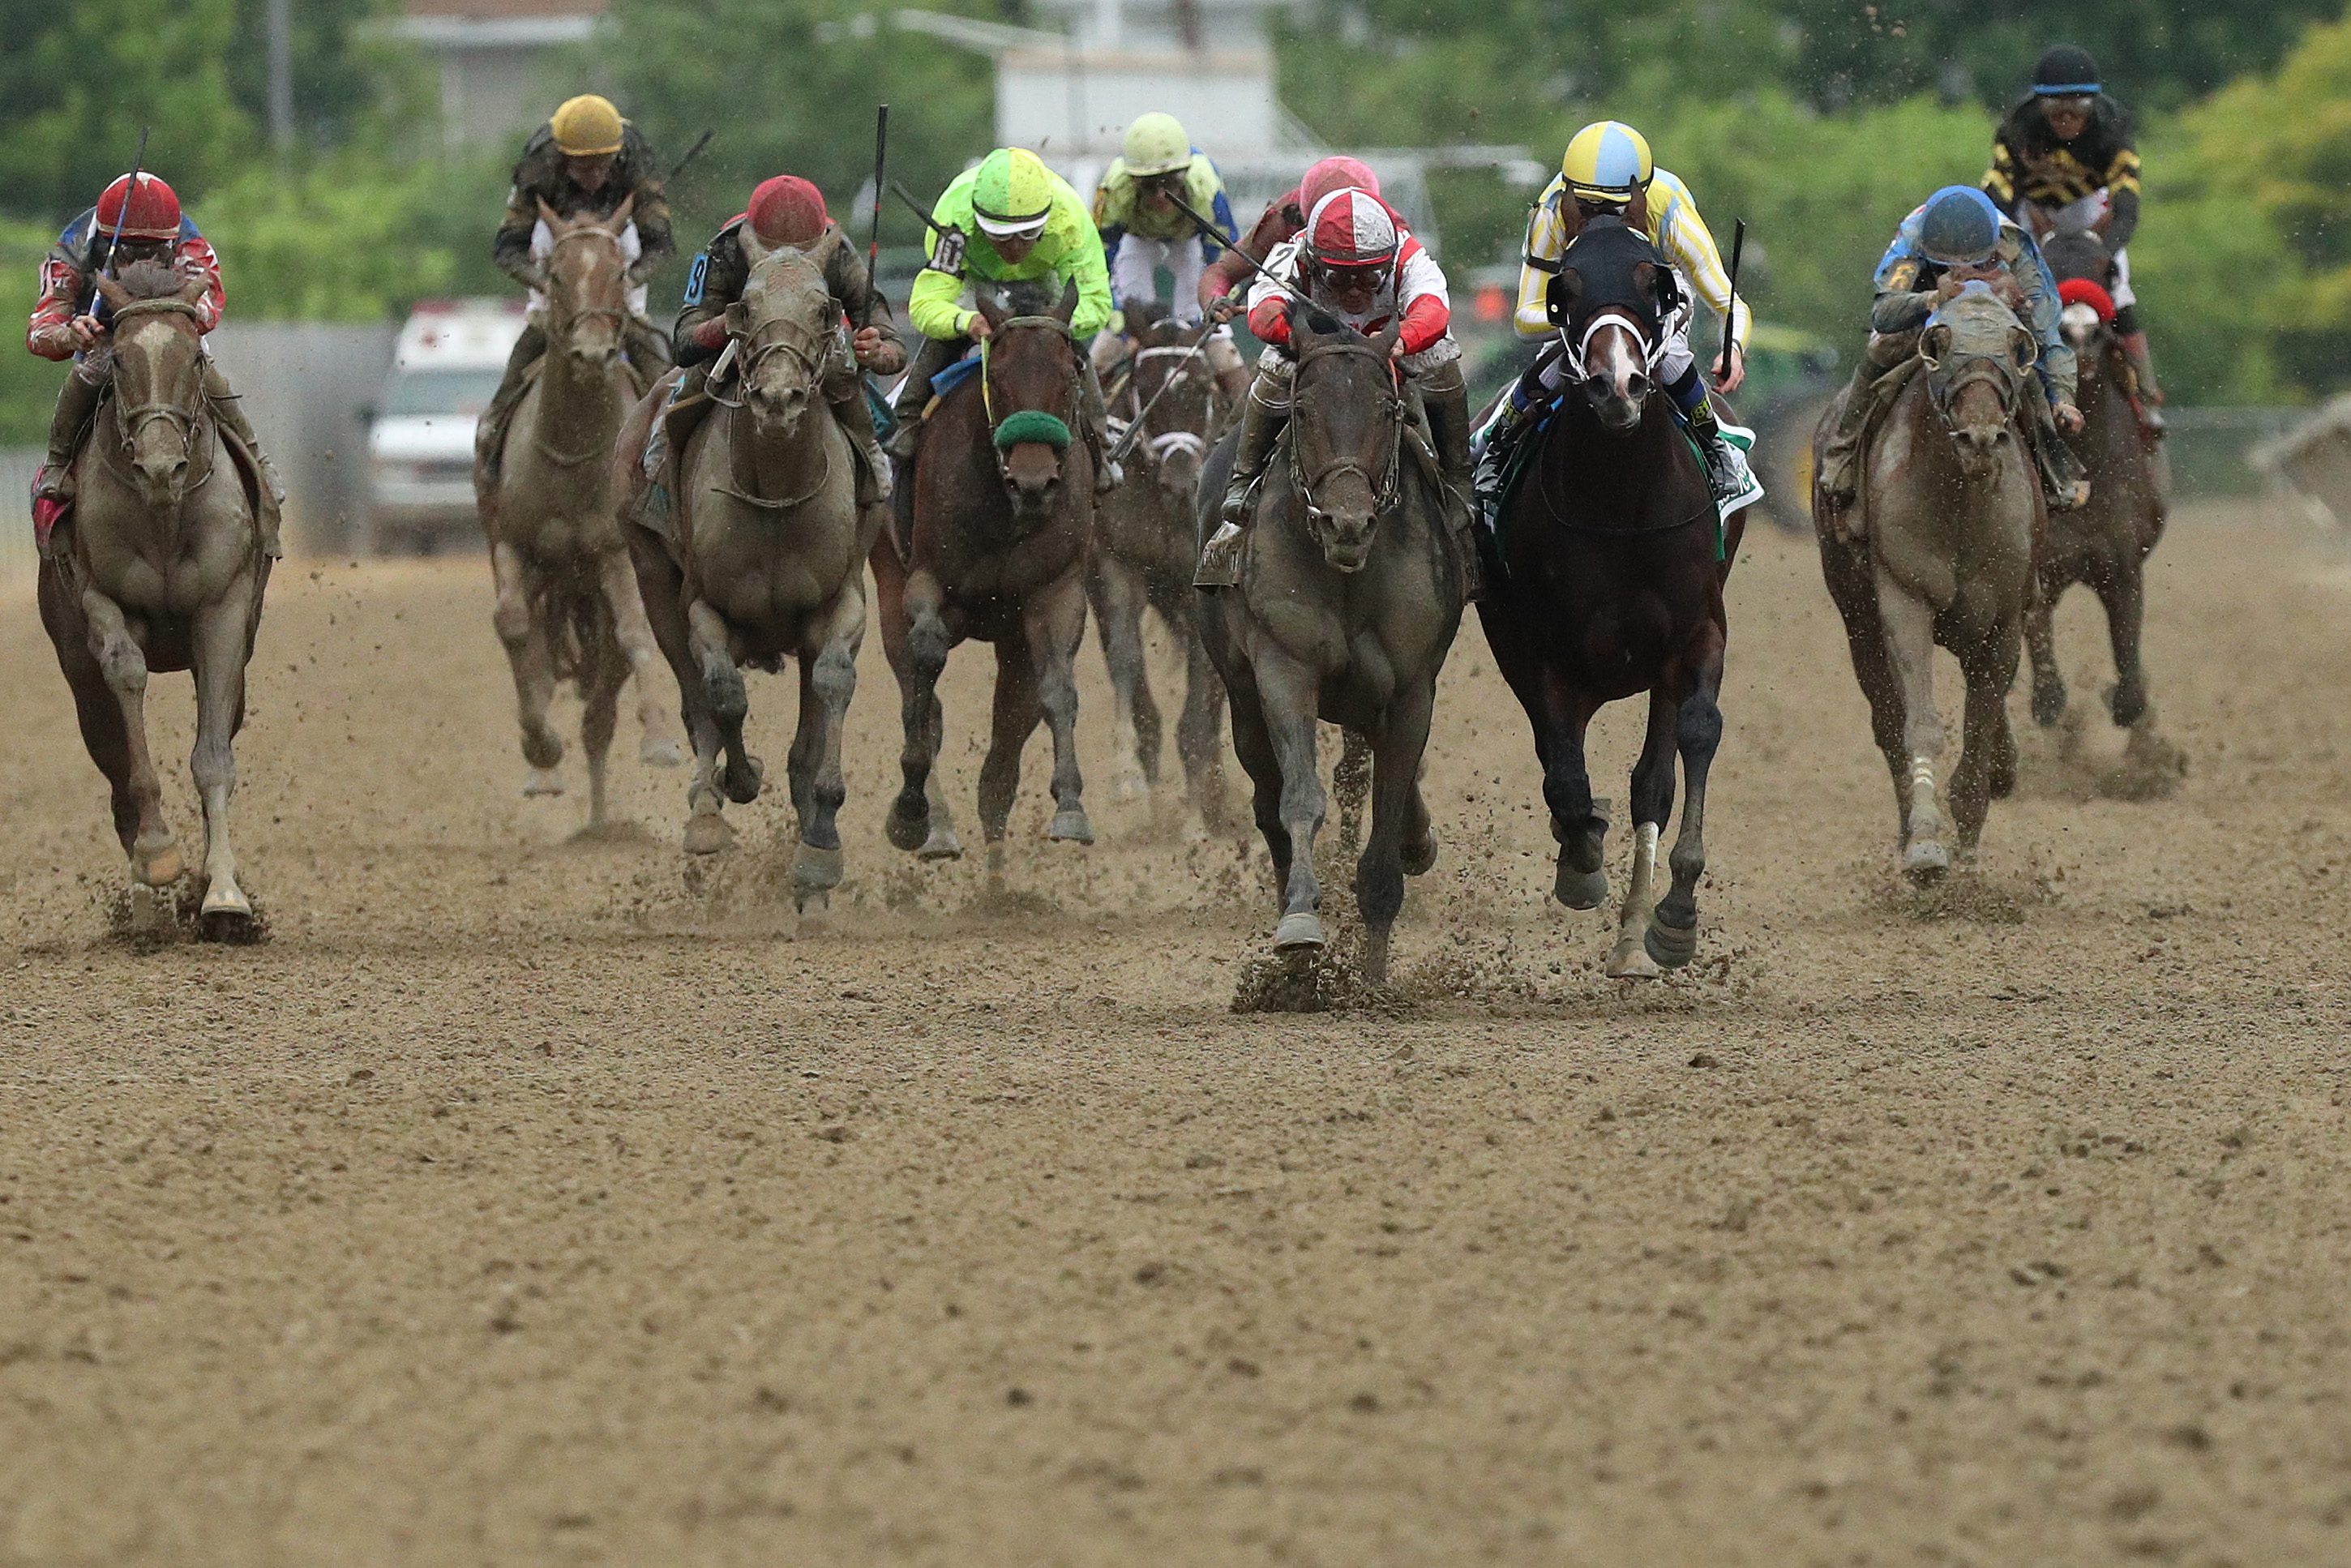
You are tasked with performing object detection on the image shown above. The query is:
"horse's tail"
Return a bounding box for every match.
[529,561,615,697]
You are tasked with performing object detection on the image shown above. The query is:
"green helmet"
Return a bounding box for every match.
[972,148,1054,237]
[1121,113,1193,178]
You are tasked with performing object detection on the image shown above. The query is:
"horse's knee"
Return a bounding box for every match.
[492,594,532,648]
[907,614,949,685]
[1677,692,1723,755]
[812,645,857,709]
[190,736,236,793]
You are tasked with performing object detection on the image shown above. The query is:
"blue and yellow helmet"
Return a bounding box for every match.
[1561,121,1653,205]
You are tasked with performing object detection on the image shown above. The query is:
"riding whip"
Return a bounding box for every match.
[867,105,890,270]
[666,129,714,183]
[1715,217,1745,383]
[889,181,956,241]
[1164,191,1310,310]
[104,123,152,279]
[1106,334,1212,465]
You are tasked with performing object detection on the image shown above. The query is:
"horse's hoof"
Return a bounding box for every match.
[1554,863,1608,910]
[794,842,845,893]
[887,795,931,854]
[2109,684,2149,730]
[1273,911,1326,952]
[136,846,184,888]
[126,883,173,936]
[1402,835,1437,876]
[640,738,683,768]
[1047,808,1095,846]
[722,753,764,806]
[920,827,965,862]
[1643,912,1699,970]
[682,812,734,855]
[1903,840,1951,885]
[1605,936,1663,980]
[200,881,251,920]
[523,769,565,798]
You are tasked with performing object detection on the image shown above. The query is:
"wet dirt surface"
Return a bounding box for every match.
[3,505,2348,1566]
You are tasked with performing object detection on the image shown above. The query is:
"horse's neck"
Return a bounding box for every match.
[727,395,835,500]
[533,320,623,437]
[1545,398,1686,513]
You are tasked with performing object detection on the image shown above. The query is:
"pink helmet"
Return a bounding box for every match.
[1300,156,1380,213]
[747,176,829,246]
[1304,189,1398,271]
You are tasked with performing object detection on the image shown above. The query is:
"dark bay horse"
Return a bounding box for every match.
[483,197,680,825]
[1090,303,1228,819]
[1478,217,1735,979]
[37,262,270,934]
[1197,307,1460,984]
[619,238,872,910]
[1813,289,2041,880]
[876,281,1097,861]
[2028,230,2169,736]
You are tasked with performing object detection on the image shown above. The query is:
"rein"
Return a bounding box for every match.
[104,298,209,470]
[1111,334,1213,469]
[979,315,1081,480]
[532,226,638,466]
[1287,336,1407,519]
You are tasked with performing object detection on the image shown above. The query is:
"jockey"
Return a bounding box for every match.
[1089,113,1248,405]
[1197,186,1480,595]
[1198,156,1382,328]
[1815,185,2083,513]
[1984,44,2162,431]
[26,171,285,535]
[1475,121,1758,518]
[638,175,906,518]
[475,95,675,494]
[889,148,1118,492]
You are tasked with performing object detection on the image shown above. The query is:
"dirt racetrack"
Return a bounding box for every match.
[3,503,2349,1566]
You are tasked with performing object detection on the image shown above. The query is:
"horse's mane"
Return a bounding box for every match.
[997,280,1060,318]
[115,259,188,301]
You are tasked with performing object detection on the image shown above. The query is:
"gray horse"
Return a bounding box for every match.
[1814,289,2041,879]
[1197,307,1461,983]
[620,239,873,911]
[36,262,271,934]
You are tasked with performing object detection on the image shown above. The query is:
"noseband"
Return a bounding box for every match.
[1557,305,1664,384]
[1120,338,1214,474]
[1287,336,1406,518]
[105,297,208,463]
[980,315,1081,490]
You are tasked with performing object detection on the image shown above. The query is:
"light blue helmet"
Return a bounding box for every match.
[1919,186,2002,265]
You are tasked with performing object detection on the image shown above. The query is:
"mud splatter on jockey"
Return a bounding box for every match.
[1087,113,1246,407]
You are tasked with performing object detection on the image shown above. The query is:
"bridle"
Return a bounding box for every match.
[979,313,1082,490]
[104,297,208,469]
[1118,333,1214,475]
[1557,303,1667,386]
[545,225,632,340]
[1287,334,1407,520]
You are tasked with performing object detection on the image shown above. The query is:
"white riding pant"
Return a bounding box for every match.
[1112,235,1207,324]
[2027,193,2135,308]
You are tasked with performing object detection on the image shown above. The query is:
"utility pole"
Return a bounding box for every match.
[268,0,294,152]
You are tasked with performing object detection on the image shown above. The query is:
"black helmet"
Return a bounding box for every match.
[2032,44,2100,96]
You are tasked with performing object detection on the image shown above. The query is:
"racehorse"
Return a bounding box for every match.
[1477,216,1737,979]
[482,196,679,825]
[876,281,1098,860]
[1813,287,2041,880]
[1090,302,1228,819]
[36,261,271,934]
[2028,229,2169,735]
[619,237,872,911]
[1197,306,1461,985]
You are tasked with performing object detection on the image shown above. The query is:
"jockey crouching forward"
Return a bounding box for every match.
[475,94,674,506]
[28,171,285,550]
[1815,185,2084,525]
[1475,120,1759,521]
[1090,113,1249,407]
[888,148,1119,494]
[632,176,904,522]
[1196,155,1385,401]
[1197,187,1480,598]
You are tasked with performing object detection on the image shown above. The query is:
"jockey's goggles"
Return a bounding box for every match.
[2041,93,2095,115]
[974,209,1050,239]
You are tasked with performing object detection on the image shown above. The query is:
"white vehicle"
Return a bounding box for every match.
[362,300,526,553]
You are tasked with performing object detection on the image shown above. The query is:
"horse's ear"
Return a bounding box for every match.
[738,221,770,268]
[609,192,636,233]
[92,272,131,310]
[178,272,208,305]
[974,291,1008,333]
[537,196,567,234]
[1632,259,1667,313]
[1921,323,1952,365]
[1056,279,1080,324]
[2010,323,2040,371]
[1547,268,1581,325]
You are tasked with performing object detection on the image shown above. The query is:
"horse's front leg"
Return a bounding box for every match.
[1027,569,1094,846]
[888,565,960,858]
[490,540,564,795]
[1535,672,1608,910]
[686,598,760,805]
[626,528,729,854]
[79,585,178,889]
[1951,622,2022,859]
[1253,647,1327,952]
[1356,682,1436,986]
[1168,585,1231,825]
[1606,688,1681,979]
[598,548,683,766]
[188,565,264,931]
[1647,639,1726,970]
[1876,564,1950,880]
[791,577,867,912]
[2094,552,2152,730]
[2024,581,2066,728]
[1088,553,1156,800]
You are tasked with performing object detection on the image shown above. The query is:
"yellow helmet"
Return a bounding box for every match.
[972,148,1056,237]
[1561,120,1652,204]
[550,95,625,156]
[1121,113,1193,178]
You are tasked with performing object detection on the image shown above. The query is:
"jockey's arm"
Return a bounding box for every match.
[26,251,88,361]
[1513,182,1566,341]
[491,178,545,287]
[1058,208,1116,339]
[1394,244,1452,355]
[1242,243,1300,347]
[670,228,746,366]
[1647,171,1747,385]
[2100,147,2143,249]
[907,221,978,341]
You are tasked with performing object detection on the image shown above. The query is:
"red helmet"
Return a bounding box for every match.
[96,172,182,242]
[747,175,829,247]
[1304,189,1398,271]
[2057,276,2116,325]
[1300,156,1380,214]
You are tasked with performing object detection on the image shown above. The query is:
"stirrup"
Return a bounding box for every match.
[1195,521,1245,588]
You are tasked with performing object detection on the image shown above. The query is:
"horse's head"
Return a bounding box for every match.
[1287,305,1406,573]
[1918,288,2039,480]
[1548,216,1673,435]
[1124,308,1214,499]
[730,227,839,441]
[538,194,635,370]
[976,281,1083,518]
[93,261,208,505]
[2041,230,2118,353]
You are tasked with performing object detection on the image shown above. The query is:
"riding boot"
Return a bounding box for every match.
[1418,358,1484,603]
[1815,328,1918,506]
[1197,372,1291,589]
[2033,398,2091,510]
[827,372,893,508]
[1682,392,1762,518]
[203,359,286,559]
[1080,355,1121,493]
[473,320,548,501]
[2117,330,2167,436]
[887,335,963,464]
[36,366,107,505]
